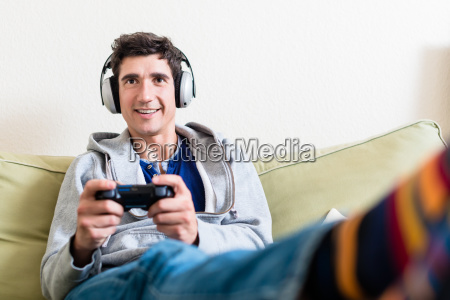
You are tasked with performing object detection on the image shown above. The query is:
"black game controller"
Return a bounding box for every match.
[95,184,174,211]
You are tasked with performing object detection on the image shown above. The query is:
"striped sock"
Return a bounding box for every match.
[304,148,450,299]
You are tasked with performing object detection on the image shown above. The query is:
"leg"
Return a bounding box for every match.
[65,223,333,300]
[304,149,450,299]
[66,148,450,300]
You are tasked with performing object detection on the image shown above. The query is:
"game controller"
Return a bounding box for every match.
[95,184,174,211]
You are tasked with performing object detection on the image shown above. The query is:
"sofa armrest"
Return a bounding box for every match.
[0,152,74,300]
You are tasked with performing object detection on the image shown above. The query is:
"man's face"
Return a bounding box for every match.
[118,54,176,140]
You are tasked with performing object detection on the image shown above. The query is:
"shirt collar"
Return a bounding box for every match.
[140,135,182,173]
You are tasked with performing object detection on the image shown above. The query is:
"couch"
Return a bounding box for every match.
[0,120,446,300]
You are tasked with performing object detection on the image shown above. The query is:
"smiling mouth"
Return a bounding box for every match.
[136,109,159,114]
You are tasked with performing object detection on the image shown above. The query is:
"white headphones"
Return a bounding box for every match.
[100,50,196,114]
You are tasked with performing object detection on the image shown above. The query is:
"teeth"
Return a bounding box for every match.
[137,109,158,114]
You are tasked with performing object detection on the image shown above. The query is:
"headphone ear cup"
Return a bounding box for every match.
[177,71,193,108]
[174,72,182,108]
[101,76,121,114]
[109,76,121,113]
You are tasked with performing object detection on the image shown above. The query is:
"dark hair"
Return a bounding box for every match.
[110,32,183,80]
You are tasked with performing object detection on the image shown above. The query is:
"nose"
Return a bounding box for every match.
[138,79,155,102]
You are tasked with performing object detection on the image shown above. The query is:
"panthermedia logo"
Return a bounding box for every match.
[128,137,315,163]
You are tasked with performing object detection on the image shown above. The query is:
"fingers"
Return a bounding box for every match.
[73,221,117,255]
[81,179,117,200]
[74,179,124,254]
[155,223,198,242]
[149,175,198,244]
[148,175,193,217]
[152,211,193,226]
[79,179,123,216]
[77,198,124,218]
[148,196,194,218]
[77,213,122,229]
[152,174,189,194]
[153,211,198,244]
[91,227,116,240]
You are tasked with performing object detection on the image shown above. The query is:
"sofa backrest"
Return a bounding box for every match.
[254,120,447,239]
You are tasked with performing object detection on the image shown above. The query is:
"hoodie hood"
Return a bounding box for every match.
[87,122,226,160]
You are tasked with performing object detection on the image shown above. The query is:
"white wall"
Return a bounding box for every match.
[1,1,449,156]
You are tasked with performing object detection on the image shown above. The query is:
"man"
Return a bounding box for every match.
[42,32,450,300]
[41,32,272,299]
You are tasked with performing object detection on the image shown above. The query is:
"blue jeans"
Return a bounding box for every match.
[65,224,333,300]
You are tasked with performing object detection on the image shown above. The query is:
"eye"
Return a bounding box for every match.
[154,77,166,84]
[126,78,137,84]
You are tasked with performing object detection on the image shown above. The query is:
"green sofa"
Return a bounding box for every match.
[0,120,446,300]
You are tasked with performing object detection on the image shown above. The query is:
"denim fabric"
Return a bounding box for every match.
[65,223,334,300]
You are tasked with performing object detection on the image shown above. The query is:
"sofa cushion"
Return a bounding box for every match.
[254,120,447,240]
[0,153,74,300]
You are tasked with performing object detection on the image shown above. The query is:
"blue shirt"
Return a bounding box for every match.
[139,136,205,212]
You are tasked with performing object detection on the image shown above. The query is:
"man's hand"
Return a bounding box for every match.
[149,175,199,245]
[72,179,124,267]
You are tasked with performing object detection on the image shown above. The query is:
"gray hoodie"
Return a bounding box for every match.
[40,122,273,300]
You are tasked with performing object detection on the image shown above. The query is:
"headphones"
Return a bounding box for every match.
[100,50,196,114]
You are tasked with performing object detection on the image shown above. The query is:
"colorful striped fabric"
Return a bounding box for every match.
[304,149,450,299]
